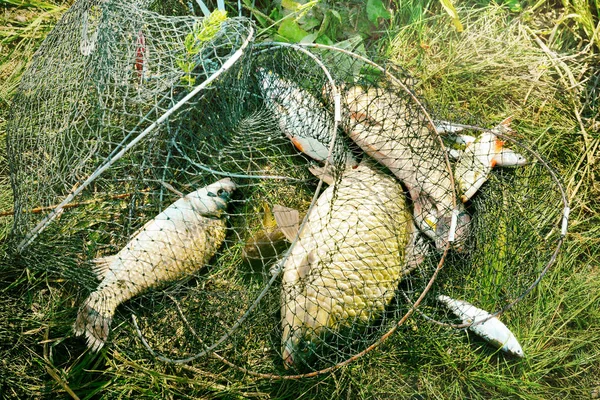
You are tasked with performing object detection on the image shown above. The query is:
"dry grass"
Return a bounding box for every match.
[1,0,599,399]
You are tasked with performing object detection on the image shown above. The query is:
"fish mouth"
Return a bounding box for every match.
[215,177,237,193]
[282,347,294,369]
[282,339,298,369]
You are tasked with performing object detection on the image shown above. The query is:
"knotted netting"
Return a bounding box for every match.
[5,0,568,379]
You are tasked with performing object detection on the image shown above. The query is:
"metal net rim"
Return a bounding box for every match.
[132,42,454,379]
[400,129,570,329]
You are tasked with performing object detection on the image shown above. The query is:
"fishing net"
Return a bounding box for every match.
[5,0,568,379]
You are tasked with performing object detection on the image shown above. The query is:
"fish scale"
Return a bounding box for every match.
[74,178,236,352]
[342,85,471,251]
[280,160,416,367]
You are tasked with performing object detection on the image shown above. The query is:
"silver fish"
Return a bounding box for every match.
[74,178,237,351]
[437,295,524,357]
[258,68,358,169]
[278,160,421,368]
[454,119,527,202]
[342,85,470,251]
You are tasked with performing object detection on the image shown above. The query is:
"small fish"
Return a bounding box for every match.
[342,85,470,251]
[242,202,299,266]
[437,295,524,358]
[74,178,237,351]
[279,160,421,368]
[448,138,526,168]
[454,118,527,202]
[258,68,358,169]
[434,120,465,134]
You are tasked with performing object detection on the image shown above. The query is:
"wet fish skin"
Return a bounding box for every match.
[437,295,524,358]
[342,85,470,251]
[454,119,526,202]
[280,160,417,368]
[258,68,358,169]
[73,178,236,352]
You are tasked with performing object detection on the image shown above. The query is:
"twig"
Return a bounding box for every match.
[0,191,146,218]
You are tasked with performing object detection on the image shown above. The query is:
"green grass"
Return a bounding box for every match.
[1,0,599,398]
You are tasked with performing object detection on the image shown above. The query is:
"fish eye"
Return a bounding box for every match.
[217,189,226,196]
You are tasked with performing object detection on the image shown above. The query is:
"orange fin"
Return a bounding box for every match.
[290,137,304,152]
[492,139,505,167]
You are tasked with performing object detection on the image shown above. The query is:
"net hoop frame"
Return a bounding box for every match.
[132,42,457,379]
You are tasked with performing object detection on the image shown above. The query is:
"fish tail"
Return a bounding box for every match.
[73,291,114,352]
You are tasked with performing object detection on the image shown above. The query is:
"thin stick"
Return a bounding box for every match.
[0,192,141,218]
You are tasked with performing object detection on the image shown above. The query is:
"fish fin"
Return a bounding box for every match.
[273,205,300,242]
[308,165,335,185]
[91,255,116,281]
[499,116,512,128]
[489,140,504,168]
[290,137,305,153]
[298,251,316,280]
[262,201,276,229]
[73,291,113,352]
[437,295,452,304]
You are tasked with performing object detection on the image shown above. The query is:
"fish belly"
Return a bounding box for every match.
[98,215,226,308]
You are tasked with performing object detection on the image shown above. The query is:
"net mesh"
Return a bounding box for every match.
[4,0,567,378]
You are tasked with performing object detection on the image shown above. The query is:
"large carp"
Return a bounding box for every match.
[277,160,424,368]
[342,85,471,251]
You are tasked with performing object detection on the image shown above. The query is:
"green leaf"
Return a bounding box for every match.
[504,0,522,12]
[366,0,391,25]
[269,7,283,21]
[438,0,464,32]
[315,34,333,45]
[278,18,309,42]
[299,16,321,31]
[281,0,301,11]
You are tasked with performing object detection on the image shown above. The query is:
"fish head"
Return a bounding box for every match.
[434,205,471,252]
[502,335,525,358]
[189,178,237,217]
[281,327,318,369]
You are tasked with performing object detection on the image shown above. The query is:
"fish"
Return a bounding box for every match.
[258,68,358,169]
[448,135,526,168]
[242,202,299,267]
[73,178,237,352]
[279,160,422,368]
[437,295,524,357]
[454,118,527,202]
[342,85,470,251]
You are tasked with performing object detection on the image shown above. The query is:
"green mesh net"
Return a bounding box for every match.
[4,0,568,379]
